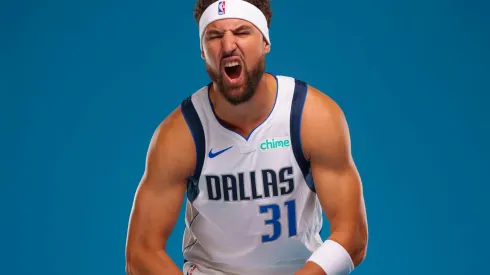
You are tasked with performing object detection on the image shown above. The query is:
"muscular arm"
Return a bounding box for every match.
[296,86,368,275]
[125,108,196,275]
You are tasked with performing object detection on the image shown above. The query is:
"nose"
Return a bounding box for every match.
[221,31,237,55]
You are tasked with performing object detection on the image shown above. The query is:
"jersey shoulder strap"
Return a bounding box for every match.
[180,92,206,202]
[289,78,315,192]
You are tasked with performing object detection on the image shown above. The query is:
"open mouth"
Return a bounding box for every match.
[223,60,243,80]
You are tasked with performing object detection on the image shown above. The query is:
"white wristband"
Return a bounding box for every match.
[307,240,354,275]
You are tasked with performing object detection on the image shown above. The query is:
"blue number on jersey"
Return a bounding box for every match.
[259,200,297,243]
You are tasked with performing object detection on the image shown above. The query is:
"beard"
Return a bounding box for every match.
[205,55,265,106]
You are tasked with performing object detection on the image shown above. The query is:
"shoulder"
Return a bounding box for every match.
[155,85,208,155]
[277,74,342,118]
[300,84,351,162]
[145,98,200,180]
[303,85,345,127]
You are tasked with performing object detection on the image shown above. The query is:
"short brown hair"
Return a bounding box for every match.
[193,0,272,27]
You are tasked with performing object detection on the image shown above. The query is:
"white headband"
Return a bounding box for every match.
[198,0,271,50]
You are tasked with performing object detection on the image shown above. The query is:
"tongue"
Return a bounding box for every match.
[225,65,242,79]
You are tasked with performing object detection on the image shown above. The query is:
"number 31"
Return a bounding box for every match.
[259,200,297,243]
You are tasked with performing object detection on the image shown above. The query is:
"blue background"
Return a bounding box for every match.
[2,0,489,274]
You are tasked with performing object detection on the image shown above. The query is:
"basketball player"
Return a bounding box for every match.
[125,0,368,274]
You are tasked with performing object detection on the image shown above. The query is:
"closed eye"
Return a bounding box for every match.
[233,25,253,36]
[234,31,250,36]
[207,35,222,40]
[205,29,224,40]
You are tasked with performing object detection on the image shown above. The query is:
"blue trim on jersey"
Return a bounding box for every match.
[207,72,279,141]
[181,96,206,202]
[305,170,315,193]
[290,79,315,193]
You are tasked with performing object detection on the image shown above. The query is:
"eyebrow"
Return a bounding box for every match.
[206,29,224,36]
[233,25,253,32]
[206,25,253,36]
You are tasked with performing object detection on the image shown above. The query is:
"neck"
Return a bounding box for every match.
[209,73,277,136]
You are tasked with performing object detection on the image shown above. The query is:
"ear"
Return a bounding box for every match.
[264,41,271,54]
[201,49,205,59]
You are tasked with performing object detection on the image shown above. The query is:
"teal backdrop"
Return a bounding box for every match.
[2,0,489,274]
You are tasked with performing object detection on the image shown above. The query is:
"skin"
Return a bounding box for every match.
[125,108,195,275]
[203,18,276,135]
[293,87,368,275]
[125,17,368,275]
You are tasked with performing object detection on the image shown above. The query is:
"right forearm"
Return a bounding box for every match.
[126,248,183,275]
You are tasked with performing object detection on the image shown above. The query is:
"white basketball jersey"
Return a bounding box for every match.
[180,75,323,275]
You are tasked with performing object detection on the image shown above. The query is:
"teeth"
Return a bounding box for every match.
[224,61,240,67]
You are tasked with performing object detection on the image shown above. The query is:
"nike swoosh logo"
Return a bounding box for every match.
[208,146,233,158]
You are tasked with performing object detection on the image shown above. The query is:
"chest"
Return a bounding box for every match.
[203,121,293,171]
[197,125,302,204]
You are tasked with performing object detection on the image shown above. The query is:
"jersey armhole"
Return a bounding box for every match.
[290,79,315,193]
[180,95,206,202]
